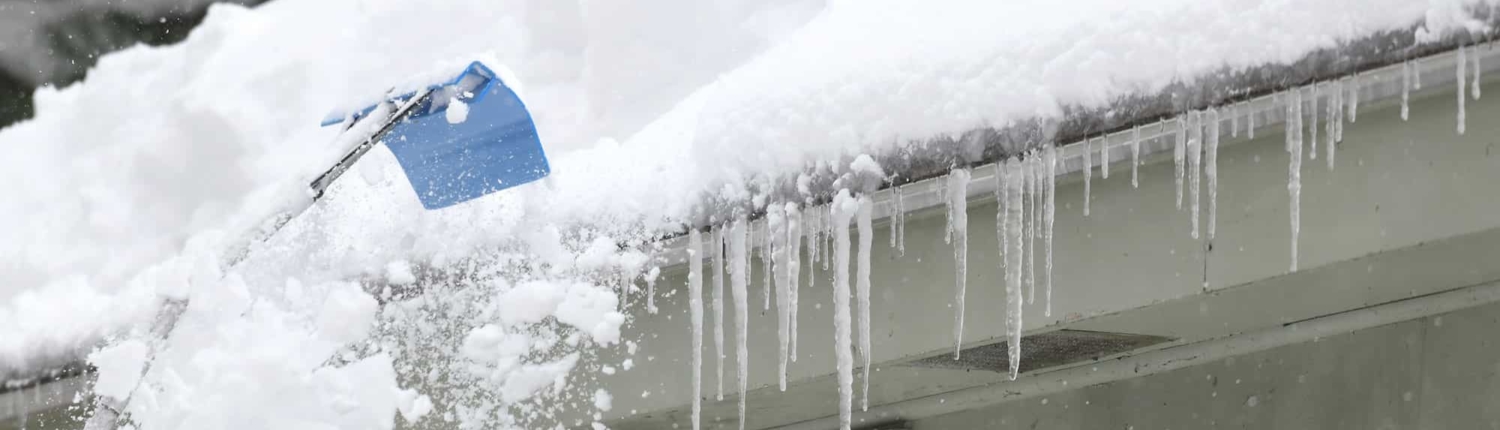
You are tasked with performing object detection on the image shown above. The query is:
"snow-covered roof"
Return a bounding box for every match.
[1,0,1495,427]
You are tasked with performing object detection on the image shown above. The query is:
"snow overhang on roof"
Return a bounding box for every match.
[683,21,1495,230]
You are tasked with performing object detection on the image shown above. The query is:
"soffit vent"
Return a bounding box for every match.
[903,329,1173,374]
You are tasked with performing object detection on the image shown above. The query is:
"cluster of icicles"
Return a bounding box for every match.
[668,45,1485,430]
[682,191,876,430]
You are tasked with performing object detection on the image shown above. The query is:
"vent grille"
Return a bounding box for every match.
[903,329,1172,374]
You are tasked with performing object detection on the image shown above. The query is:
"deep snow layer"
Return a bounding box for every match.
[0,0,1492,428]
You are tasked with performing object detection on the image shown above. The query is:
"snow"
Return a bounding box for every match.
[444,98,470,124]
[946,169,971,358]
[687,229,704,430]
[830,190,858,430]
[88,339,149,401]
[0,0,1485,427]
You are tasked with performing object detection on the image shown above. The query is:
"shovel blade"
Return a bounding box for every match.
[383,62,550,209]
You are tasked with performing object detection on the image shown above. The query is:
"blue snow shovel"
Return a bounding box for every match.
[85,61,549,430]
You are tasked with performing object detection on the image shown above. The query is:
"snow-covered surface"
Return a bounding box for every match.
[1,0,1494,428]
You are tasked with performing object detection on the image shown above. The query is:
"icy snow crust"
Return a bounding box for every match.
[0,0,1491,428]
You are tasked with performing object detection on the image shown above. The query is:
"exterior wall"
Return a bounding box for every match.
[913,300,1500,430]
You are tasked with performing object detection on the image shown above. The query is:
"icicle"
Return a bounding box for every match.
[1287,91,1303,272]
[1003,158,1026,380]
[810,209,822,275]
[1330,81,1341,169]
[830,190,857,430]
[855,195,874,411]
[1131,125,1141,188]
[890,186,906,256]
[1459,44,1468,135]
[1248,104,1256,139]
[1083,138,1094,216]
[647,266,660,314]
[1474,46,1483,100]
[1207,109,1220,241]
[1188,111,1202,239]
[1402,61,1411,121]
[688,230,704,430]
[770,206,790,391]
[995,162,1008,296]
[1043,145,1057,317]
[1350,75,1361,123]
[1232,105,1240,138]
[823,206,833,272]
[1024,154,1038,307]
[1335,79,1345,143]
[946,169,971,358]
[713,228,727,401]
[729,217,750,430]
[787,203,802,362]
[1414,58,1423,89]
[1174,118,1186,209]
[763,220,773,311]
[1100,137,1110,179]
[1309,86,1319,160]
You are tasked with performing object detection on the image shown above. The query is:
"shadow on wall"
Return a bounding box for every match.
[0,1,269,129]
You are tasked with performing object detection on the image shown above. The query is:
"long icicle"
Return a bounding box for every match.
[1004,158,1026,380]
[1248,103,1257,139]
[1025,153,1038,308]
[1044,145,1057,317]
[1100,136,1110,179]
[831,190,857,430]
[688,229,705,430]
[1402,61,1411,121]
[856,195,874,411]
[763,220,773,311]
[770,205,790,391]
[787,203,802,362]
[1310,85,1319,160]
[1084,138,1094,216]
[1189,111,1202,239]
[1350,74,1361,123]
[1287,91,1304,272]
[1459,44,1468,135]
[1232,105,1240,138]
[1474,45,1484,100]
[947,168,971,358]
[1207,108,1220,241]
[730,216,750,430]
[1131,125,1141,188]
[996,161,1011,303]
[1330,80,1341,169]
[1175,118,1186,209]
[713,228,726,400]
